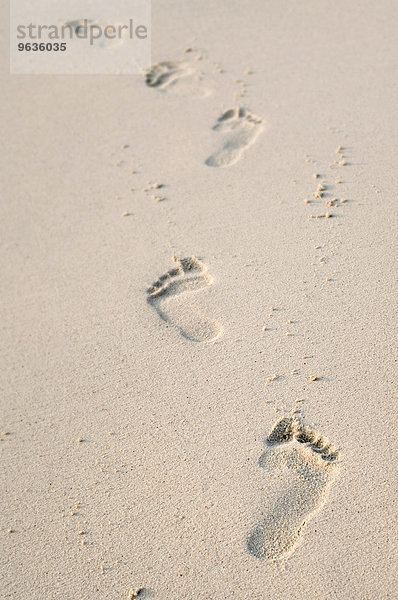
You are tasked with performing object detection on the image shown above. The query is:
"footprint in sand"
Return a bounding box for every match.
[144,61,211,97]
[205,107,264,168]
[147,256,222,342]
[64,20,125,48]
[247,416,339,561]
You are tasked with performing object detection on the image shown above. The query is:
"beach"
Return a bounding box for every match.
[1,1,397,598]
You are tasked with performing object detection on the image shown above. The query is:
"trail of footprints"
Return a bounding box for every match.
[145,52,264,167]
[140,53,347,568]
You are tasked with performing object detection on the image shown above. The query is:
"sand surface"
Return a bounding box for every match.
[1,1,397,598]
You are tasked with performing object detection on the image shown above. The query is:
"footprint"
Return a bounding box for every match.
[147,256,222,342]
[247,417,339,561]
[205,107,264,168]
[144,61,211,97]
[63,20,125,48]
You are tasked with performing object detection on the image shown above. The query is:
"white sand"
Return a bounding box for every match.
[1,1,397,598]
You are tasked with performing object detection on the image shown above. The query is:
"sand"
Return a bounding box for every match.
[1,1,397,598]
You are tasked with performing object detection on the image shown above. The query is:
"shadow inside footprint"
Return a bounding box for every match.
[147,256,222,342]
[247,417,339,561]
[206,107,264,167]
